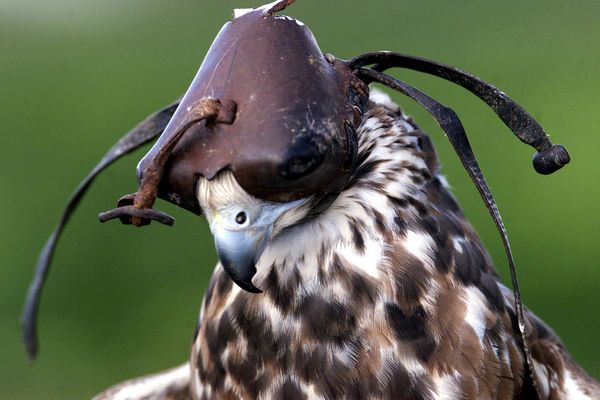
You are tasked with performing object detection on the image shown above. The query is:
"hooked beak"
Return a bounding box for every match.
[213,227,271,293]
[203,196,304,293]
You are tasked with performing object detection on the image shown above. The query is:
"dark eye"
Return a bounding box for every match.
[235,212,247,225]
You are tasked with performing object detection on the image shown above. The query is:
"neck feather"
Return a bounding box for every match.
[253,92,442,298]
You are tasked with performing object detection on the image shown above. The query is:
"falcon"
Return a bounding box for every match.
[22,1,599,399]
[94,90,599,400]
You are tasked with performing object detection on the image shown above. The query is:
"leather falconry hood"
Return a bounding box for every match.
[101,0,369,224]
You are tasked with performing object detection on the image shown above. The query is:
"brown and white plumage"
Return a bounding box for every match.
[96,91,599,400]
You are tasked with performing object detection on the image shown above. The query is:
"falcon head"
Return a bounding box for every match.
[197,171,311,293]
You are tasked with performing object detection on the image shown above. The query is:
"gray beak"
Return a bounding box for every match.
[206,197,304,293]
[213,228,270,293]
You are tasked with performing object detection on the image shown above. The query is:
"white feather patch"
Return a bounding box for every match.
[562,369,592,400]
[336,235,384,279]
[434,373,462,400]
[452,237,467,254]
[463,287,488,343]
[402,230,435,269]
[369,88,398,111]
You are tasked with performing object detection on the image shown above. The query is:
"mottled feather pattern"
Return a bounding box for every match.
[96,92,599,399]
[191,92,598,400]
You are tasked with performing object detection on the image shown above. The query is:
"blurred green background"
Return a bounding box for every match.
[1,0,599,398]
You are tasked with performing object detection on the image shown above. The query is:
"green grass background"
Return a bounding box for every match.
[1,0,599,398]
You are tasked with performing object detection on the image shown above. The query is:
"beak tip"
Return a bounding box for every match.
[219,258,263,294]
[241,283,263,293]
[226,267,263,294]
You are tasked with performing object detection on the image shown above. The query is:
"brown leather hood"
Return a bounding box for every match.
[137,5,369,214]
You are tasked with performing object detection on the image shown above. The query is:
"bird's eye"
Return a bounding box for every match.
[235,212,247,225]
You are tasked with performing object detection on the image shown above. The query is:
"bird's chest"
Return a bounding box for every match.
[191,261,439,400]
